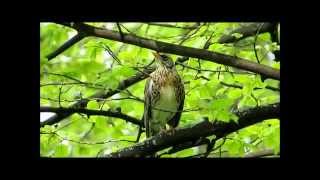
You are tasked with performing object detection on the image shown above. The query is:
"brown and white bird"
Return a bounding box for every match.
[143,52,185,138]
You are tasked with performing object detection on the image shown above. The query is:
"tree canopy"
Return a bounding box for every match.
[40,22,280,158]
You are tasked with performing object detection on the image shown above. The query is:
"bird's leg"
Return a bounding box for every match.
[159,124,173,136]
[168,125,176,136]
[158,128,167,136]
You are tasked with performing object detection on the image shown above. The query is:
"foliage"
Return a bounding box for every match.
[40,22,280,157]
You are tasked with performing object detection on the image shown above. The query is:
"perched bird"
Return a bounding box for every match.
[143,52,185,138]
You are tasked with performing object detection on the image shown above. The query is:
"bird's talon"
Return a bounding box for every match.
[169,128,176,135]
[159,129,166,136]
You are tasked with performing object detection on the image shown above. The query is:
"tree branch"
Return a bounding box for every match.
[244,148,279,158]
[46,32,86,60]
[53,22,280,80]
[158,137,210,157]
[218,23,277,44]
[40,106,142,126]
[253,23,264,64]
[103,103,280,157]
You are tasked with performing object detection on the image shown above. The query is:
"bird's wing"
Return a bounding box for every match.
[144,78,160,138]
[143,78,152,138]
[168,79,185,128]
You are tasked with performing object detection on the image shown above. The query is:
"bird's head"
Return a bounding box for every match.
[152,52,174,69]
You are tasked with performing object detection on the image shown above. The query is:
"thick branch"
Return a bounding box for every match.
[47,32,86,60]
[103,103,280,157]
[244,148,279,158]
[55,23,280,80]
[40,106,142,126]
[218,23,277,44]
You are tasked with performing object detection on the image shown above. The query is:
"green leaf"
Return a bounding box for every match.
[211,98,233,110]
[227,140,243,156]
[41,125,55,133]
[222,73,235,84]
[230,114,239,123]
[274,128,280,154]
[173,147,195,157]
[272,62,280,69]
[199,85,211,99]
[87,101,100,109]
[242,83,254,96]
[228,89,242,99]
[198,99,212,109]
[54,142,69,157]
[217,110,230,122]
[90,48,97,61]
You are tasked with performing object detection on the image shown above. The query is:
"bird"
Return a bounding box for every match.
[143,52,185,138]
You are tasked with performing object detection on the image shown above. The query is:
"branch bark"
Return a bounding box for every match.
[244,148,279,158]
[47,32,86,60]
[40,106,142,126]
[103,103,280,158]
[53,22,280,80]
[218,23,277,44]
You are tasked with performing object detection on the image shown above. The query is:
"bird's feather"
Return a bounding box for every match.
[168,77,185,128]
[144,78,152,138]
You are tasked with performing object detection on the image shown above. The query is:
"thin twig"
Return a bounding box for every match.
[41,96,77,103]
[101,43,122,65]
[194,75,210,81]
[58,84,63,107]
[43,72,86,84]
[41,82,88,87]
[152,107,201,113]
[220,81,280,91]
[135,126,143,143]
[40,106,142,126]
[42,72,107,89]
[41,96,144,104]
[146,23,198,29]
[41,131,135,145]
[179,23,203,45]
[117,22,124,41]
[119,24,131,33]
[80,122,95,140]
[253,23,264,64]
[175,61,255,75]
[202,137,227,158]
